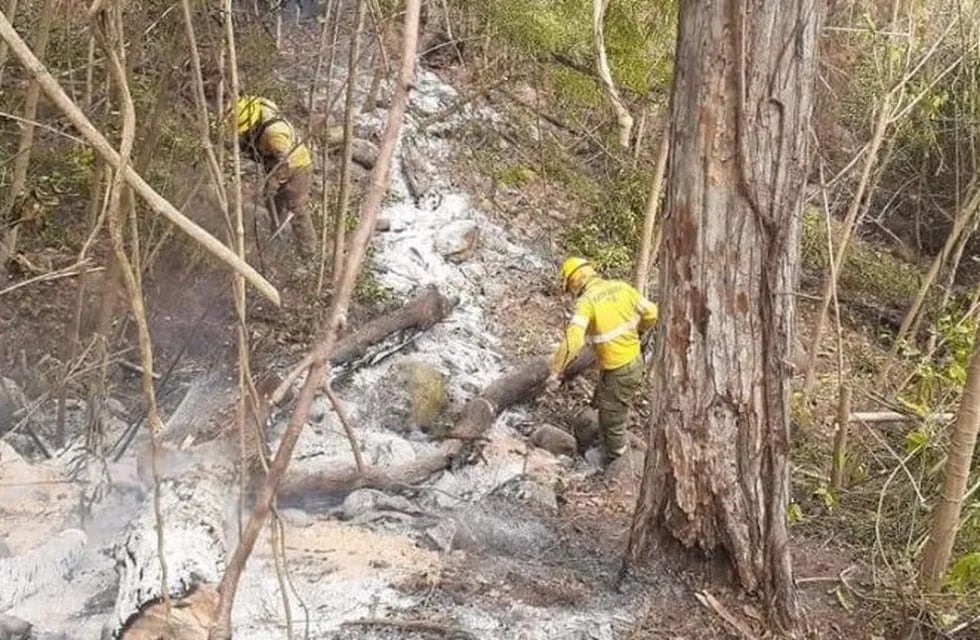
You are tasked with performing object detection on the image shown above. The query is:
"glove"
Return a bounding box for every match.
[544,373,562,395]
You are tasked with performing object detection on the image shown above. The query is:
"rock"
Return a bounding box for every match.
[362,432,417,467]
[435,220,480,263]
[104,397,127,418]
[342,488,421,521]
[605,448,646,487]
[424,519,456,553]
[399,361,447,430]
[0,539,11,559]
[530,424,577,457]
[0,615,32,640]
[368,361,447,433]
[493,477,558,513]
[567,409,600,451]
[279,508,313,528]
[342,489,384,520]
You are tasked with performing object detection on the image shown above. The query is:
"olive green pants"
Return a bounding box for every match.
[593,358,644,455]
[268,166,316,258]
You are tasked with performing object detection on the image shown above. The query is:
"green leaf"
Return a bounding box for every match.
[905,428,930,454]
[787,502,804,524]
[945,552,980,593]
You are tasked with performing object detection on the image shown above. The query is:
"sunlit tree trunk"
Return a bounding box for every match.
[627,0,824,630]
[920,322,980,590]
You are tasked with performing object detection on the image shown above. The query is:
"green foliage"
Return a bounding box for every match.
[801,207,922,310]
[899,305,977,414]
[563,167,648,276]
[946,552,980,594]
[478,0,676,101]
[354,246,395,305]
[495,163,538,187]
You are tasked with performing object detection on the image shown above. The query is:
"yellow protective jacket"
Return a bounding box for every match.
[551,277,658,374]
[242,114,312,182]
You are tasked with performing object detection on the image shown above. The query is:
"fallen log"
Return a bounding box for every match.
[270,286,457,405]
[278,349,596,499]
[849,411,954,423]
[103,441,235,639]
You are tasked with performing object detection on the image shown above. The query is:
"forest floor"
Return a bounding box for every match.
[1,12,975,640]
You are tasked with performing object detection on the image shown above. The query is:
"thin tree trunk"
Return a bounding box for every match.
[0,0,20,86]
[877,184,980,387]
[632,128,669,293]
[627,0,824,630]
[0,11,281,306]
[592,0,633,149]
[0,0,57,281]
[925,206,980,355]
[921,322,980,590]
[830,384,852,492]
[208,2,423,636]
[306,0,336,134]
[329,0,367,288]
[314,3,343,294]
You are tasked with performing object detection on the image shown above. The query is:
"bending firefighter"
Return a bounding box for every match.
[234,96,317,258]
[547,257,658,462]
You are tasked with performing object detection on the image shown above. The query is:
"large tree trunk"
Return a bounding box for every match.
[920,323,980,590]
[627,0,824,630]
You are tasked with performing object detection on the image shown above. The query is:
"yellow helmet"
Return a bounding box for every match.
[560,256,596,293]
[233,96,279,135]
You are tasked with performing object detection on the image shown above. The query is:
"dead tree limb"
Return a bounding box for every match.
[328,0,367,290]
[324,381,365,474]
[0,13,281,306]
[270,286,456,405]
[592,0,633,149]
[278,350,596,499]
[209,1,423,636]
[633,128,670,292]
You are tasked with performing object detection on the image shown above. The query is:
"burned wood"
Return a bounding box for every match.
[278,349,596,499]
[104,441,235,639]
[343,617,477,639]
[449,349,594,440]
[270,286,457,405]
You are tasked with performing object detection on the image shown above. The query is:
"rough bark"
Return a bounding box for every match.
[270,286,457,404]
[627,0,824,630]
[0,12,280,305]
[920,323,980,590]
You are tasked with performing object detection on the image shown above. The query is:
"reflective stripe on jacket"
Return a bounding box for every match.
[552,277,658,373]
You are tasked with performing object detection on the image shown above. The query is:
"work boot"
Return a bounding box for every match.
[603,443,629,466]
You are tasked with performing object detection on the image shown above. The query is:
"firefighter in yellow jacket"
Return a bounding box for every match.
[547,257,658,461]
[234,96,316,258]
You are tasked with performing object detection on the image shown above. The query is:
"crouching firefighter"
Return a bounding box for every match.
[546,257,658,463]
[233,96,317,258]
